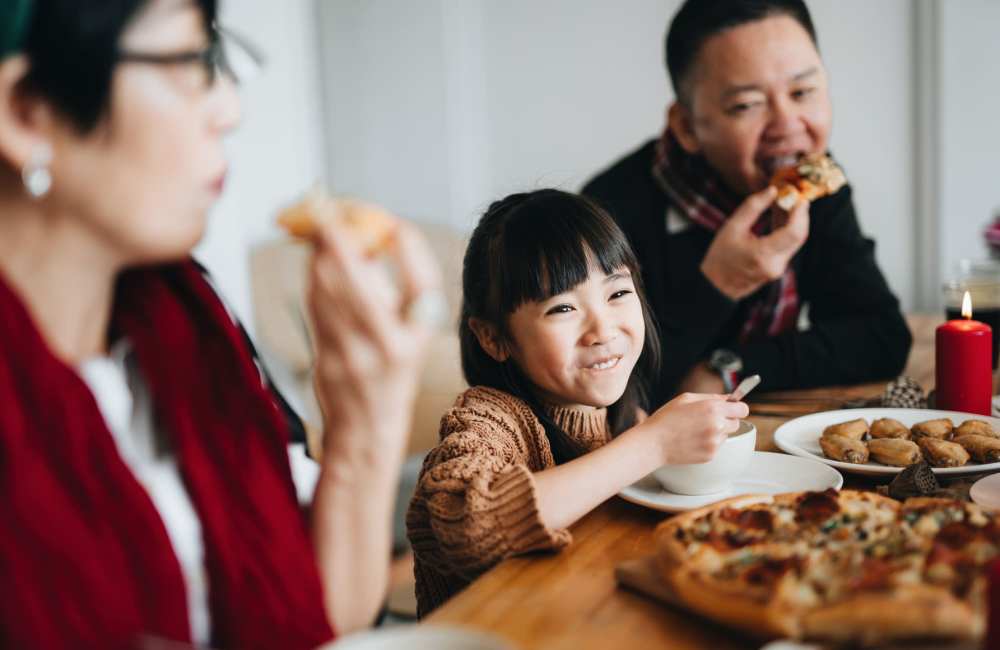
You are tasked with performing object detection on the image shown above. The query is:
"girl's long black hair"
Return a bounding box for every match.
[460,189,661,464]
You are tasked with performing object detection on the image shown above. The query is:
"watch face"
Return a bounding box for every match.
[710,349,741,372]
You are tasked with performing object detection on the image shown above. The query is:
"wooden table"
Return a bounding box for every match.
[425,315,950,649]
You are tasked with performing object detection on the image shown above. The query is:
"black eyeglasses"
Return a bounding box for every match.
[117,24,265,87]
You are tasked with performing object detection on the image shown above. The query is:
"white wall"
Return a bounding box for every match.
[477,0,674,201]
[809,1,914,310]
[939,0,1000,292]
[200,1,997,326]
[193,0,326,333]
[318,0,917,308]
[316,0,673,227]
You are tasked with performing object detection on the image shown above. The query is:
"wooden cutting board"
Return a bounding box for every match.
[614,556,980,650]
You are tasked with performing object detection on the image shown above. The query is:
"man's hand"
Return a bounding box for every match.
[700,186,810,300]
[677,362,725,394]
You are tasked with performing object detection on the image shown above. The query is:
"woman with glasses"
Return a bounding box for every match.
[0,1,439,648]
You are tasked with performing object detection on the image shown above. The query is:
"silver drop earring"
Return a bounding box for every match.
[22,144,52,199]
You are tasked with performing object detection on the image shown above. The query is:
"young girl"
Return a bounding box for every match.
[406,189,748,616]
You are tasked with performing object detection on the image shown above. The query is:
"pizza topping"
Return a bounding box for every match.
[818,513,857,537]
[848,558,896,591]
[719,507,775,532]
[688,519,712,540]
[927,542,963,570]
[866,535,906,559]
[966,504,990,528]
[795,489,840,525]
[902,498,965,521]
[925,544,982,597]
[904,504,965,538]
[742,556,802,588]
[702,530,742,552]
[721,531,755,549]
[970,538,1000,565]
[932,522,1000,567]
[936,521,979,550]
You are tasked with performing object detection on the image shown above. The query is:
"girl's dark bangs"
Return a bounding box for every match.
[498,195,636,313]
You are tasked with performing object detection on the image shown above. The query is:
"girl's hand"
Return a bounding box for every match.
[306,219,442,466]
[641,393,749,466]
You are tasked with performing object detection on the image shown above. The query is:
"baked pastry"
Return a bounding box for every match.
[821,419,868,441]
[655,490,998,643]
[953,435,1000,463]
[869,418,910,439]
[868,438,921,467]
[819,434,869,464]
[770,153,847,211]
[917,437,970,468]
[955,420,999,439]
[910,419,954,440]
[277,187,396,256]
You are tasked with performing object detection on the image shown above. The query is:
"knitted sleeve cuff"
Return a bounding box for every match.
[490,465,572,554]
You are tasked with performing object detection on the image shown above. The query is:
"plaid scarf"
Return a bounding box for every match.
[651,127,800,343]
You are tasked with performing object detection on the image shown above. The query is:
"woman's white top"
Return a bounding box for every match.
[77,341,211,645]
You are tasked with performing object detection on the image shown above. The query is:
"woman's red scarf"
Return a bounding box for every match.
[0,260,334,649]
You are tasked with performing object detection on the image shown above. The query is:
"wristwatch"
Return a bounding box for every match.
[708,348,743,393]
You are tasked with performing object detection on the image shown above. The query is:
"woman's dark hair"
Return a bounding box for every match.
[666,0,817,105]
[19,0,217,132]
[460,189,661,464]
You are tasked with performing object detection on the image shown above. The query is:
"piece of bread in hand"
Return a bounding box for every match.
[277,187,397,256]
[770,153,847,211]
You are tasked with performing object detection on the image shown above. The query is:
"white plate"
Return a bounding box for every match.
[330,625,513,650]
[970,472,1000,510]
[618,451,842,513]
[774,408,1000,476]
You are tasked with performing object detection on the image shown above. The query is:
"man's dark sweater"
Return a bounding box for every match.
[582,140,912,407]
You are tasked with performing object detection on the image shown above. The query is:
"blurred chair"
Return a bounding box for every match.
[248,221,468,546]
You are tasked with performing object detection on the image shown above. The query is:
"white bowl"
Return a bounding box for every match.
[652,420,757,495]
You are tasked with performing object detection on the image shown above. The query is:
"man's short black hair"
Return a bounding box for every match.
[666,0,817,104]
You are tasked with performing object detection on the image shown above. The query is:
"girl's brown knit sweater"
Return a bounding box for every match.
[405,386,611,617]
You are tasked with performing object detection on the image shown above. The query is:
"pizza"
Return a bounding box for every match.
[655,489,1000,645]
[770,153,847,211]
[277,187,396,256]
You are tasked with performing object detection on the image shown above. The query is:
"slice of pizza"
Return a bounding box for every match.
[770,153,847,211]
[277,186,397,256]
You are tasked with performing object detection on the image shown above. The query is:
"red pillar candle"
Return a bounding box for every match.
[936,291,993,415]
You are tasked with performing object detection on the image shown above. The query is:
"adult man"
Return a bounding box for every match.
[583,0,911,406]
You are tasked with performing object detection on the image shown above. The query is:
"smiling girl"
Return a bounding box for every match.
[406,189,748,615]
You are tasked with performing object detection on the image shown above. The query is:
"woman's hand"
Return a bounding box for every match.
[306,216,442,634]
[641,393,749,465]
[307,219,442,465]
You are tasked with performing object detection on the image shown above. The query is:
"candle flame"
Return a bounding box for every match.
[962,291,973,319]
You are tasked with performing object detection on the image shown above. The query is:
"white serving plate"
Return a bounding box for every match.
[330,625,513,650]
[618,451,842,513]
[970,472,1000,510]
[773,408,1000,476]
